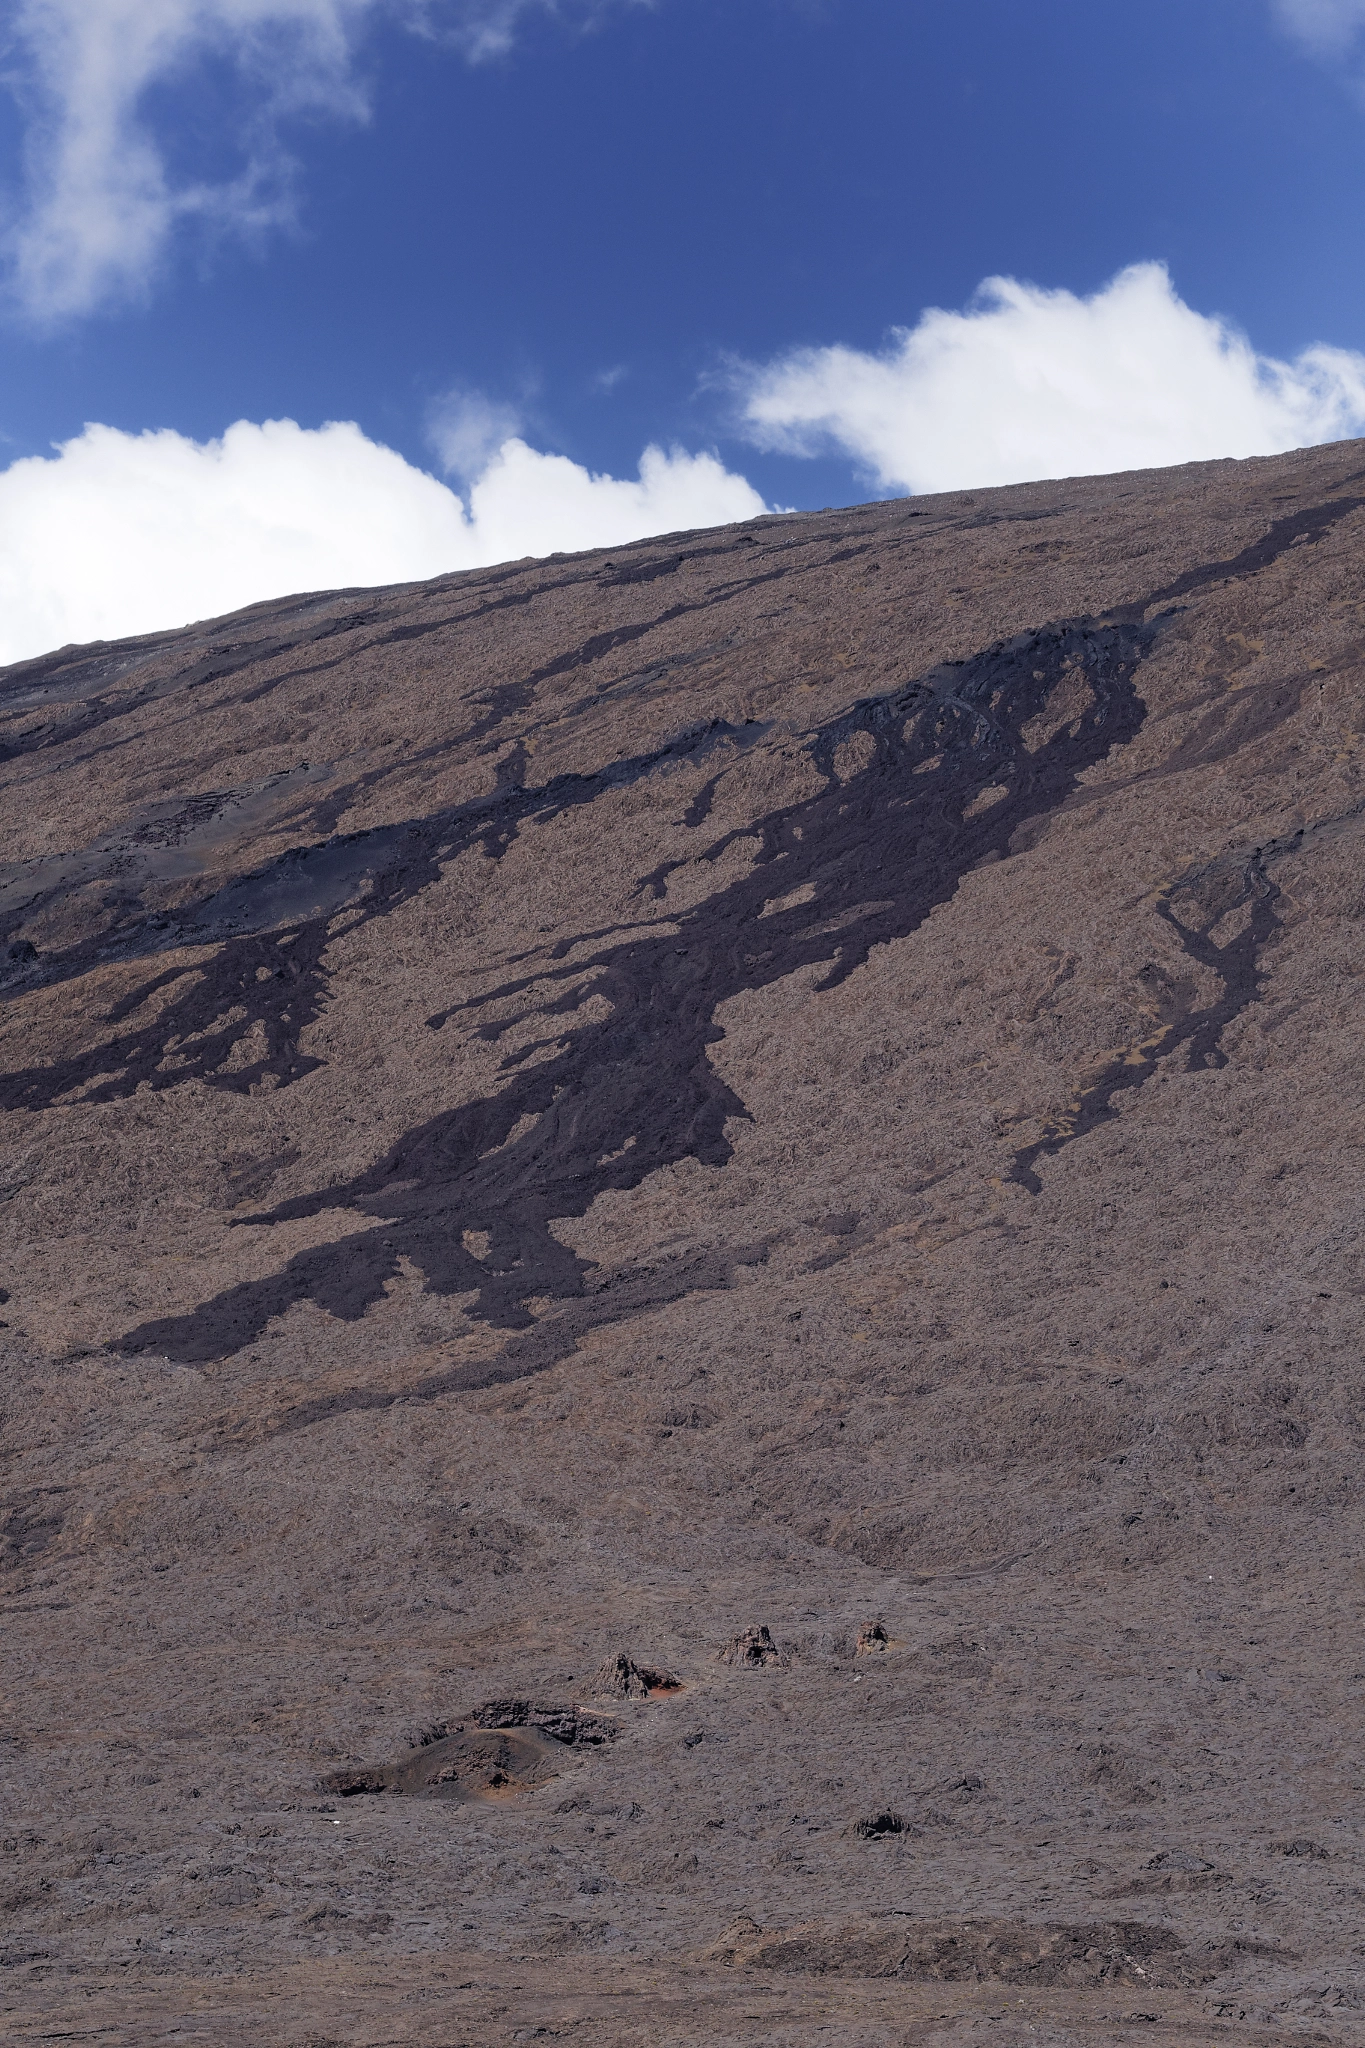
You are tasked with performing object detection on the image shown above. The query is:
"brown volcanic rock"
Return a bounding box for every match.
[3,444,1365,2041]
[588,1651,682,1697]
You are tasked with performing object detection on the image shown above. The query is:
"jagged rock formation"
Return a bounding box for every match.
[588,1652,681,1697]
[3,443,1365,2042]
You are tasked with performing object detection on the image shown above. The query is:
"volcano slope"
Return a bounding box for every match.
[2,441,1365,2045]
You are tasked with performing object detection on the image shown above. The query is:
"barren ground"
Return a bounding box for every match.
[3,443,1365,2043]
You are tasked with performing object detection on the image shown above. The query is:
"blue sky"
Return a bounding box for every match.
[3,0,1365,657]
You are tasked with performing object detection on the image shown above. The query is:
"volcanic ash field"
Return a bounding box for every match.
[3,441,1365,2043]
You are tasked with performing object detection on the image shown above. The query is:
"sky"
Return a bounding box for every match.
[4,0,1365,659]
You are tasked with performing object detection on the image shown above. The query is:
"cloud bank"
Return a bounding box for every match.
[0,418,765,666]
[738,263,1365,496]
[3,2,634,320]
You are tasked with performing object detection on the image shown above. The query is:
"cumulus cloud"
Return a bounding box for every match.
[0,415,765,666]
[462,434,764,562]
[2,1,636,321]
[737,263,1365,496]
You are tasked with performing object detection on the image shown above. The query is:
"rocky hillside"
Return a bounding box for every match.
[3,442,1364,2043]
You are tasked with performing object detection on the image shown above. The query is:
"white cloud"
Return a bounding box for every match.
[1274,0,1365,54]
[463,434,764,561]
[736,263,1365,496]
[2,2,638,321]
[0,415,765,665]
[428,385,528,482]
[8,1,366,320]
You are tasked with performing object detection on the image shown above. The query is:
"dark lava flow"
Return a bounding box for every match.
[0,720,769,1110]
[1009,852,1284,1192]
[117,614,1159,1362]
[7,489,1356,1367]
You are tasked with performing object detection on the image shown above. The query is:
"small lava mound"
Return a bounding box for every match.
[326,1726,557,1803]
[468,1699,617,1743]
[1105,1849,1227,1897]
[710,1914,1278,1988]
[588,1652,682,1699]
[325,1701,617,1803]
[717,1625,781,1667]
[854,1811,905,1840]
